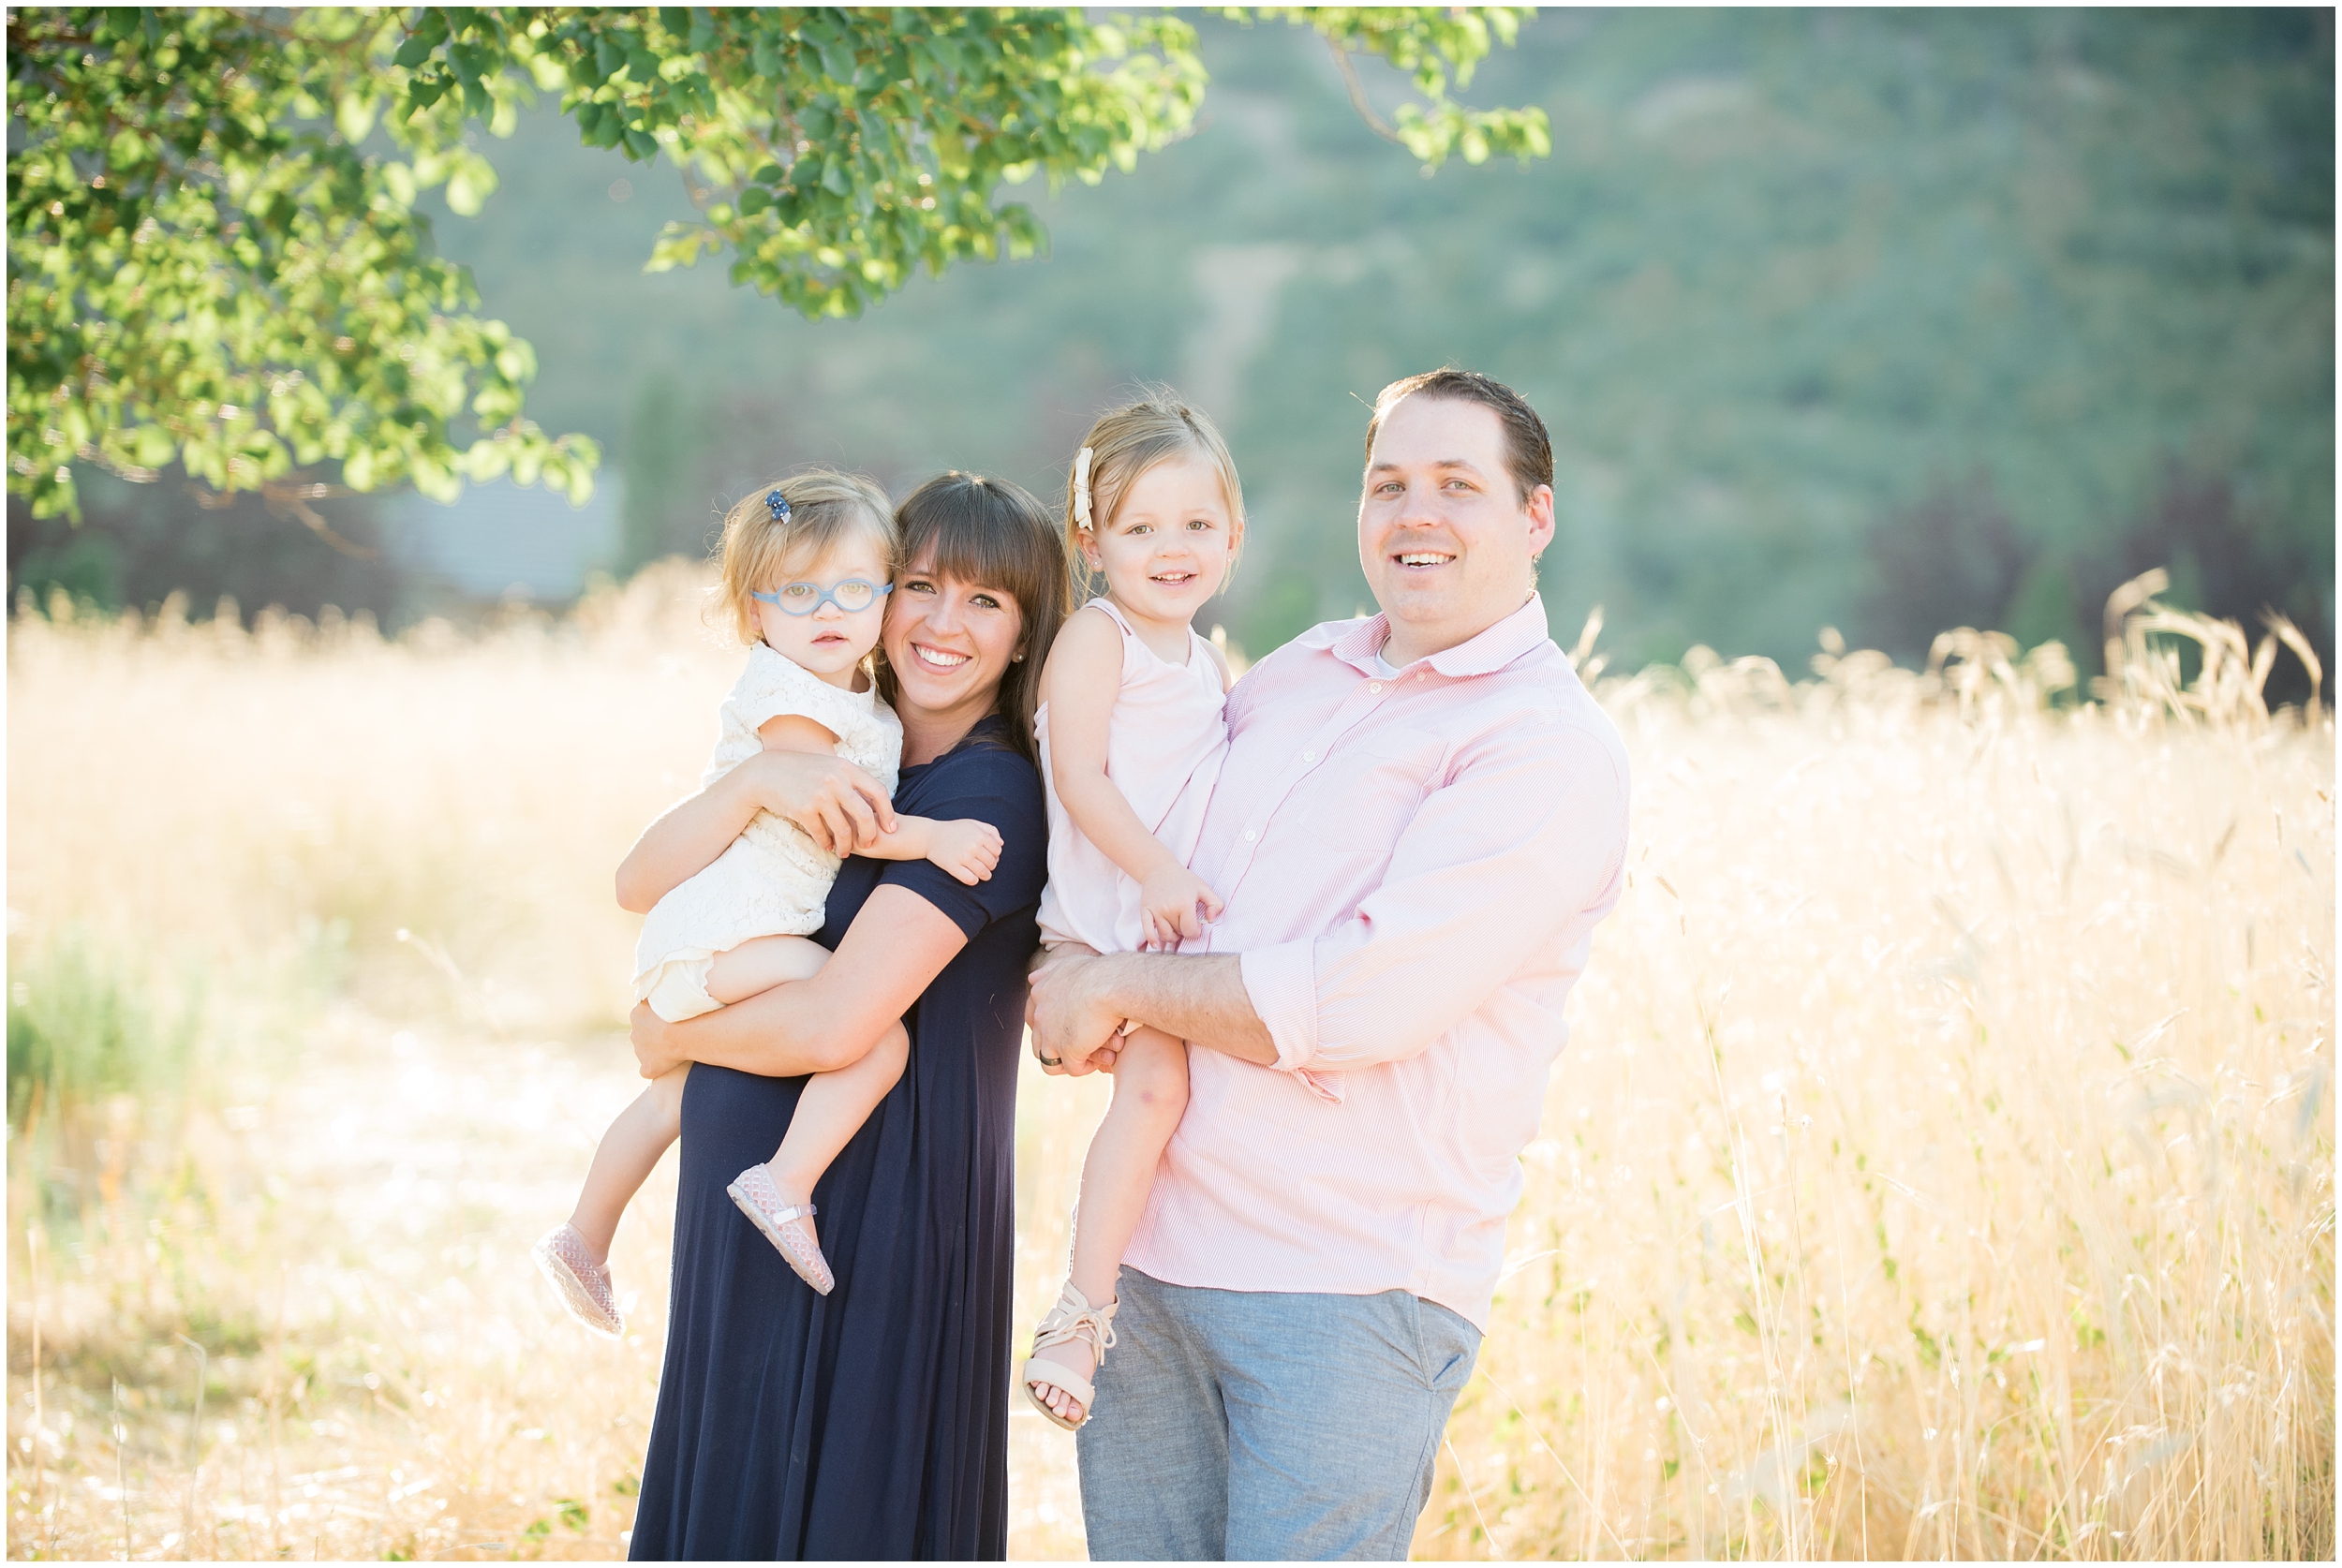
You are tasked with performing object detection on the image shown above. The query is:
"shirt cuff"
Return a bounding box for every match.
[1239,939,1320,1074]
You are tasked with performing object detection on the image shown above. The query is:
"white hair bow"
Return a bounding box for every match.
[1072,446,1093,528]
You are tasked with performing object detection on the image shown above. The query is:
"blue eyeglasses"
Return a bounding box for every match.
[751,578,894,615]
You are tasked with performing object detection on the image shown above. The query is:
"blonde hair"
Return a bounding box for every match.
[1062,386,1246,600]
[716,469,897,644]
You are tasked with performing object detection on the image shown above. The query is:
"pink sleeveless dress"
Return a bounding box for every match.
[1035,599,1229,954]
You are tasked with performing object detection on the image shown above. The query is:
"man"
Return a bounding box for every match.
[1029,368,1632,1561]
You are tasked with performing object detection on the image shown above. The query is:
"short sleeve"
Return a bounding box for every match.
[874,741,1048,939]
[730,644,856,738]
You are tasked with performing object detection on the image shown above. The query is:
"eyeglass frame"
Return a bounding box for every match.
[749,578,896,616]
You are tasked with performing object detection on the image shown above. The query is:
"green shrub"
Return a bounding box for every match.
[7,933,198,1132]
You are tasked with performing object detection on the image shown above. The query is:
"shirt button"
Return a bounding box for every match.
[1369,682,1384,694]
[1243,828,1258,842]
[1302,750,1316,763]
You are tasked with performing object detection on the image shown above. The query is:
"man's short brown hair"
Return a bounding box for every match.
[1364,368,1553,505]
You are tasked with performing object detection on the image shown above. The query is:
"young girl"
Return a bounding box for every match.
[534,471,1003,1336]
[1022,392,1245,1429]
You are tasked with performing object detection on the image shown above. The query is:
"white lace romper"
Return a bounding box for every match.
[632,643,904,1022]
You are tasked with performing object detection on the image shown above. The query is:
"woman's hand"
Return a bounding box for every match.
[630,1001,687,1079]
[617,751,901,912]
[641,887,971,1081]
[1137,864,1224,950]
[741,749,898,857]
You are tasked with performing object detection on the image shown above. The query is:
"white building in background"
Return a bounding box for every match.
[383,475,623,603]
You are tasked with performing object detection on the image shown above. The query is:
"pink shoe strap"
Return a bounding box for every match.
[734,1164,814,1224]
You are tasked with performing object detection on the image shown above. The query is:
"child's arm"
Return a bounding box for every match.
[1041,607,1224,949]
[760,713,1000,886]
[857,814,1001,886]
[759,711,846,756]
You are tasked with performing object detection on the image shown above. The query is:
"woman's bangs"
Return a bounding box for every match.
[903,503,1046,612]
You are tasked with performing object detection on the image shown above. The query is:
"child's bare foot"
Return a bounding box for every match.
[1026,1338,1097,1425]
[1021,1280,1117,1431]
[727,1162,834,1294]
[533,1222,625,1337]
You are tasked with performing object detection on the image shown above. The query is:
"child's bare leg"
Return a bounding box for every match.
[753,1018,909,1257]
[566,1065,689,1262]
[708,934,908,1265]
[1030,1027,1189,1424]
[704,933,830,1003]
[563,936,823,1262]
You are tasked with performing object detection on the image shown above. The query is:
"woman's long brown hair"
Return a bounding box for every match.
[875,471,1069,768]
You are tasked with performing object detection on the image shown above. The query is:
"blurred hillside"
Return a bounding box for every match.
[9,9,2331,686]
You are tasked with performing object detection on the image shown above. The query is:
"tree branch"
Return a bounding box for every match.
[1327,39,1403,145]
[260,479,378,560]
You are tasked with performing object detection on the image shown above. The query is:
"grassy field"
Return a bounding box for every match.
[7,570,2332,1561]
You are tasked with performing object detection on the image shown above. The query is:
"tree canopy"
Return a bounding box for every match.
[7,6,1546,523]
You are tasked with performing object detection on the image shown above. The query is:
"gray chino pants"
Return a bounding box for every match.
[1075,1269,1482,1561]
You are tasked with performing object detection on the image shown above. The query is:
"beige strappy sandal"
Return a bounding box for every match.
[1021,1280,1118,1431]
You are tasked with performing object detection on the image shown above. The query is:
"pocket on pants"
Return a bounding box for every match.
[1407,1294,1483,1393]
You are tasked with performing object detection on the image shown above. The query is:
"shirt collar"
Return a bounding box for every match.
[1330,593,1553,679]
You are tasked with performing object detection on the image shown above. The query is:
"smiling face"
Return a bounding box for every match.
[750,535,893,689]
[1358,394,1556,665]
[1081,451,1241,637]
[881,553,1026,749]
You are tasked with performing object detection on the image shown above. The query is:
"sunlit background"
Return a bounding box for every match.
[8,10,2333,683]
[8,9,2334,1563]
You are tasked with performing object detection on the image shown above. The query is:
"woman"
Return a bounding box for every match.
[615,472,1068,1560]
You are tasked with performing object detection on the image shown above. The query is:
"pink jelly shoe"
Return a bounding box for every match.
[727,1164,834,1294]
[531,1223,624,1338]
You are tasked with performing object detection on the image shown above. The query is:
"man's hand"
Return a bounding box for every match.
[1027,950,1129,1077]
[630,1000,687,1079]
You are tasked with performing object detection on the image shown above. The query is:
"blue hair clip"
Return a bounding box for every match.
[765,490,791,523]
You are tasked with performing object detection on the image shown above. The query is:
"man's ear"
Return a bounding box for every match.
[1525,483,1557,562]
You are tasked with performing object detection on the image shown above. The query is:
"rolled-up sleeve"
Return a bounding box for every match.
[1271,714,1628,1072]
[1238,939,1321,1072]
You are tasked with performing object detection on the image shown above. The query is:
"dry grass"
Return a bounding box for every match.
[7,570,2331,1560]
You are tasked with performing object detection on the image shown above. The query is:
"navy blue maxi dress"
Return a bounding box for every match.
[629,722,1046,1561]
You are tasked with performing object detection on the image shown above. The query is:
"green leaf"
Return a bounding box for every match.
[446,164,488,214]
[594,31,626,82]
[132,425,178,467]
[334,92,378,145]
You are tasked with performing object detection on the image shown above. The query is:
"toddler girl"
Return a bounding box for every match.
[534,471,1003,1336]
[1022,392,1245,1428]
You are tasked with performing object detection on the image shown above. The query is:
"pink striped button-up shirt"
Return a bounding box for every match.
[1121,594,1630,1329]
